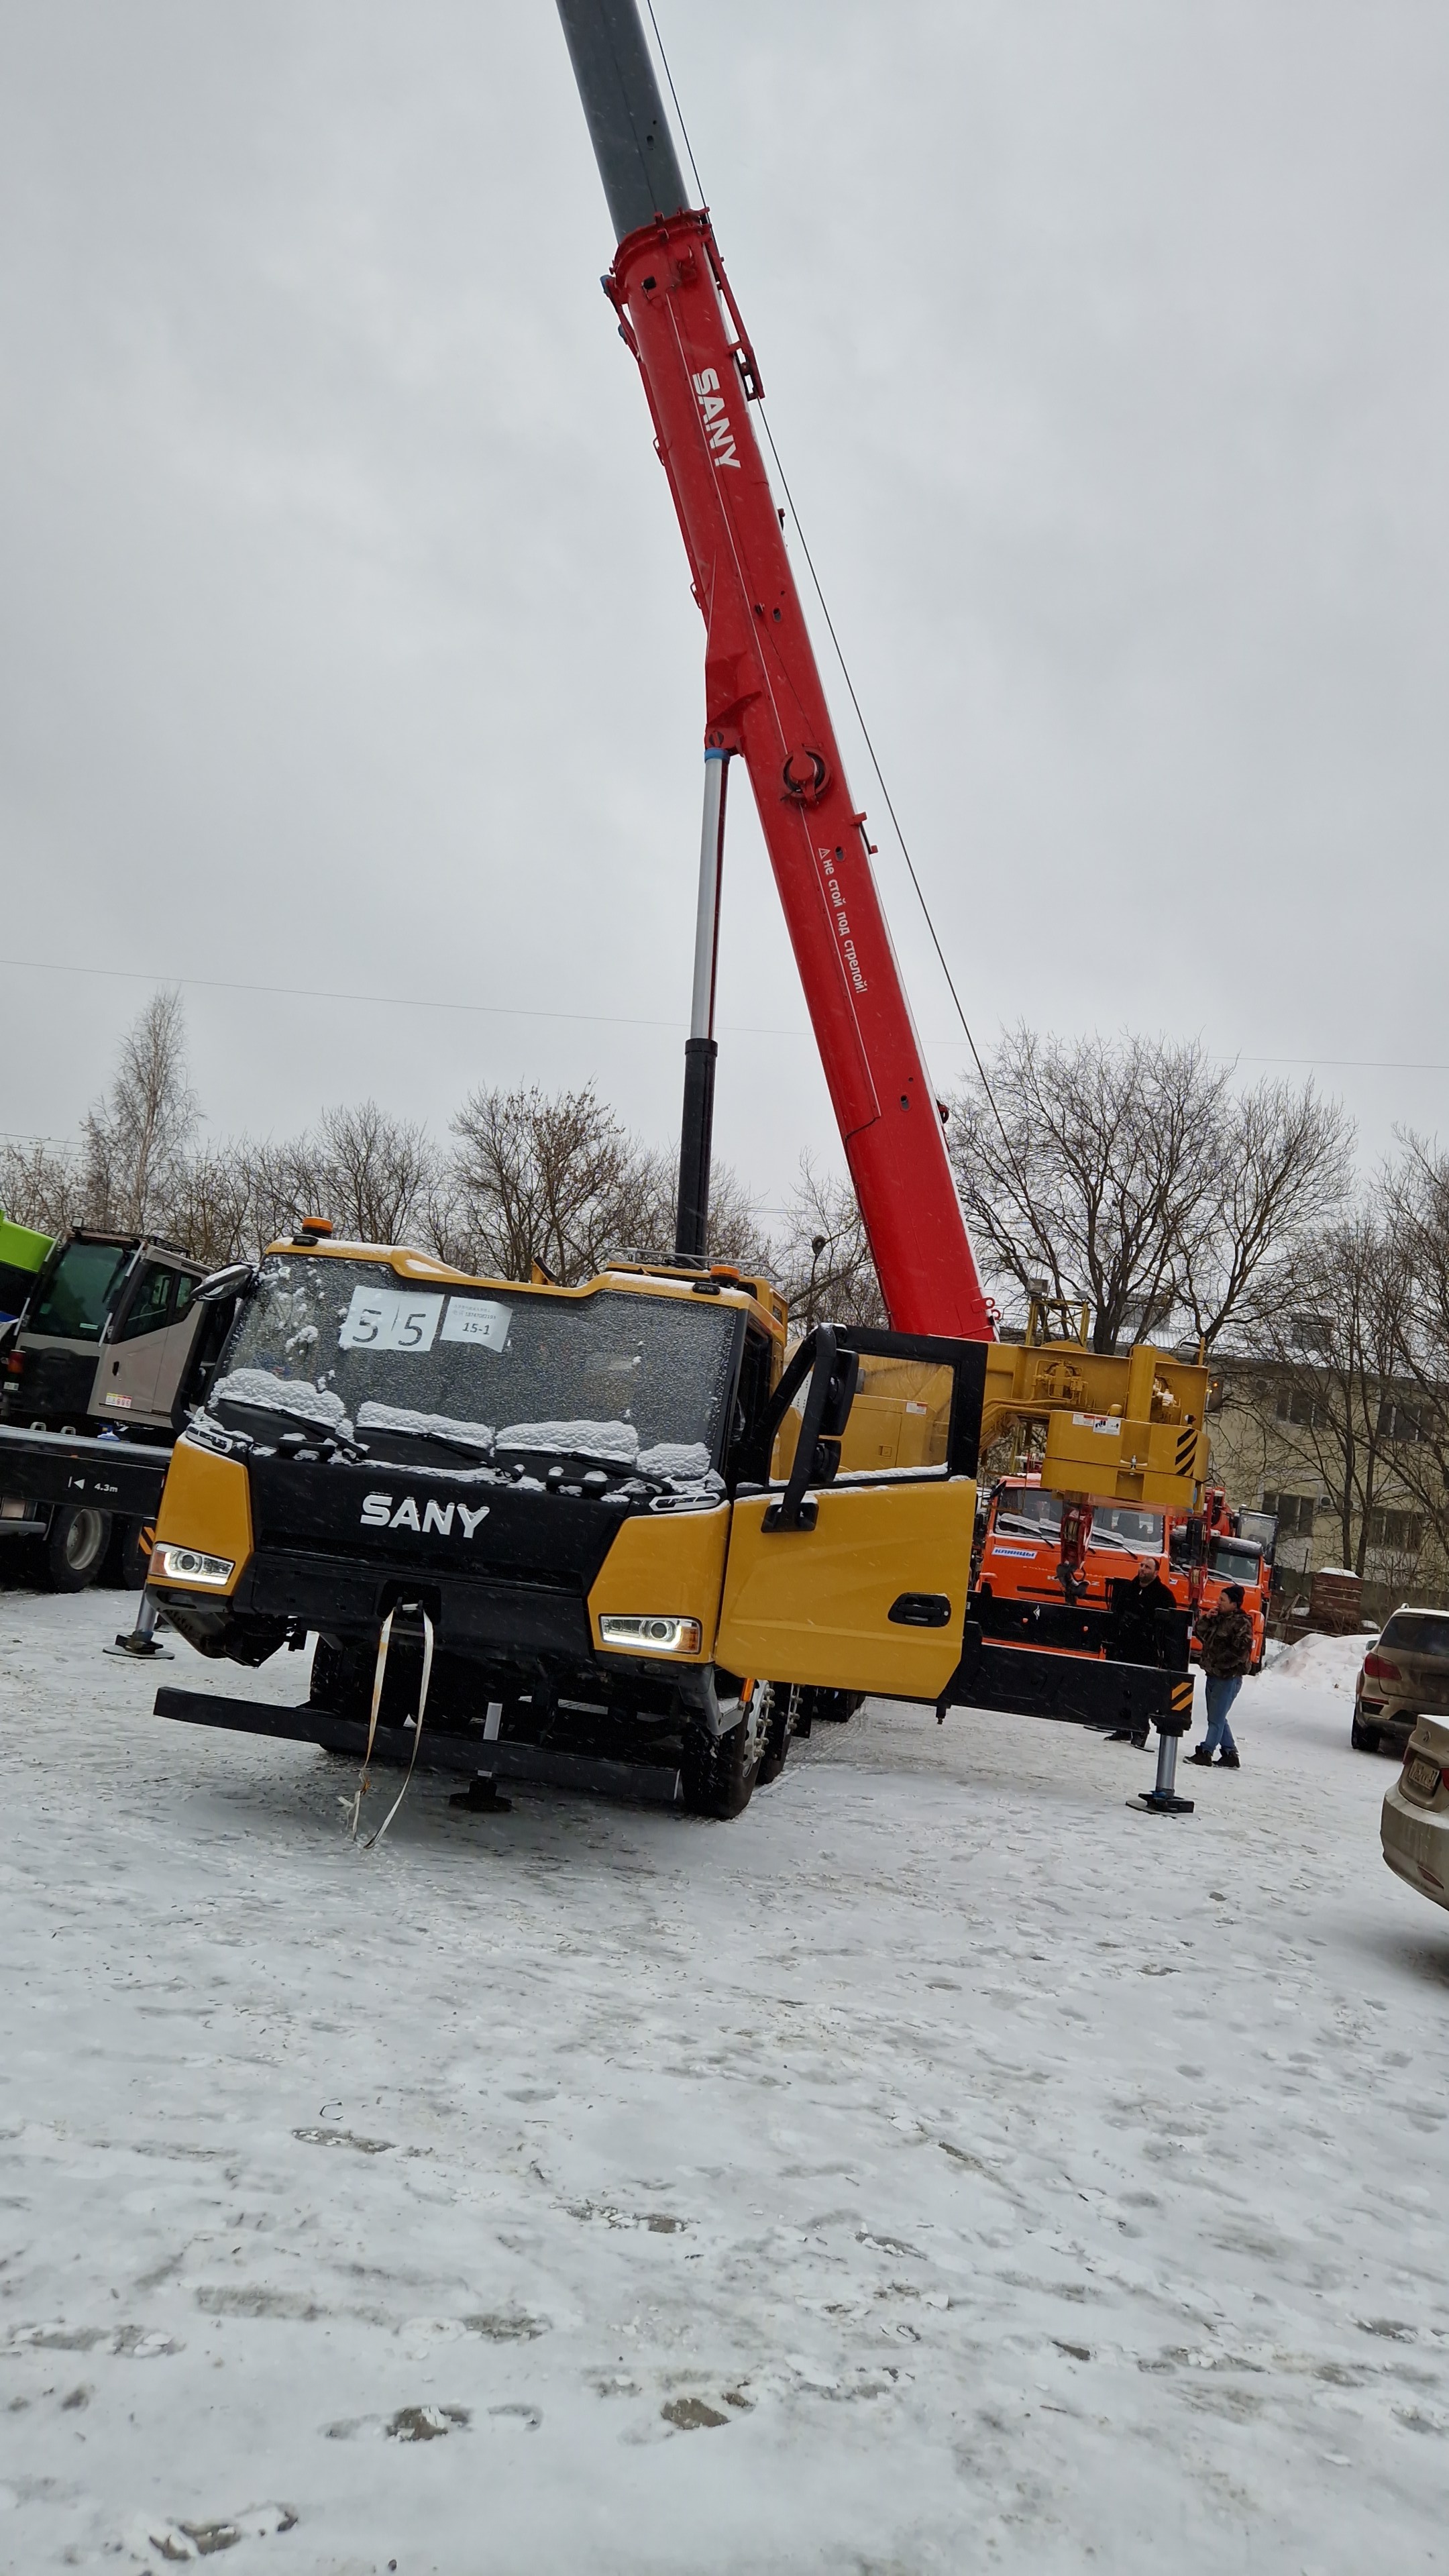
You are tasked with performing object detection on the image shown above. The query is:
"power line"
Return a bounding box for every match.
[3,957,1448,1080]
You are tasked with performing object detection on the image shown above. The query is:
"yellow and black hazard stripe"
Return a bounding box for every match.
[1169,1675,1195,1717]
[1175,1426,1199,1476]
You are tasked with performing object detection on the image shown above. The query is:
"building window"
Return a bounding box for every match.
[1377,1401,1426,1446]
[1275,1385,1328,1428]
[1367,1507,1424,1554]
[1262,1490,1318,1538]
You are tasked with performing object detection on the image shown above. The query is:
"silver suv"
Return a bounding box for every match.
[1352,1608,1449,1754]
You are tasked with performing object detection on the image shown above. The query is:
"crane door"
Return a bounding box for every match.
[714,1328,985,1702]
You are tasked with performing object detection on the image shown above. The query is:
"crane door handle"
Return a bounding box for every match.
[889,1593,953,1628]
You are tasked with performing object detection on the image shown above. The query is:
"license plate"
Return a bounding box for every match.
[1403,1754,1442,1804]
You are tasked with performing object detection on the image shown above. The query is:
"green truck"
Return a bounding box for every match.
[0,1225,237,1589]
[0,1211,52,1326]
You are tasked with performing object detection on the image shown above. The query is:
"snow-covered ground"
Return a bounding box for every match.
[3,1586,1447,2575]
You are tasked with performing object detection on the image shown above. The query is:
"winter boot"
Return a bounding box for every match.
[1218,1748,1240,1770]
[1186,1746,1214,1766]
[1106,1728,1134,1742]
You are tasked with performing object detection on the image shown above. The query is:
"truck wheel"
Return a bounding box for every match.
[38,1505,113,1593]
[309,1637,372,1722]
[681,1688,769,1819]
[756,1682,795,1787]
[803,1687,863,1725]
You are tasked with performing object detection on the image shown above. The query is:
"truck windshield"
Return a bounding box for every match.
[991,1492,1164,1554]
[1208,1538,1262,1582]
[993,1487,1061,1535]
[1092,1505,1165,1554]
[212,1258,742,1472]
[27,1241,134,1342]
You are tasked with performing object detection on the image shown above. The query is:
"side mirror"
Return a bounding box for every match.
[765,1326,859,1532]
[195,1261,257,1305]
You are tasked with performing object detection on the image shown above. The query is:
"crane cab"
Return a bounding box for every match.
[148,1237,987,1816]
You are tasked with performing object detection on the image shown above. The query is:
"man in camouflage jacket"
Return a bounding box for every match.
[1188,1582,1254,1770]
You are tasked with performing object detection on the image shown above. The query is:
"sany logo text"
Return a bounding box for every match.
[360,1494,490,1538]
[691,368,741,470]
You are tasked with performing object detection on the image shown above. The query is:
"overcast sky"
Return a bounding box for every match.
[2,1,1446,1222]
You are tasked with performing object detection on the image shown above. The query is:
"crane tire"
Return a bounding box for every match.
[37,1505,113,1593]
[681,1685,770,1819]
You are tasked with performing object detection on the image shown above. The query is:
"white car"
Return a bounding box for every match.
[1381,1716,1449,1911]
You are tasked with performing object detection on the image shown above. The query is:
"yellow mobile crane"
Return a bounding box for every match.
[144,5,1210,1821]
[146,1238,1205,1821]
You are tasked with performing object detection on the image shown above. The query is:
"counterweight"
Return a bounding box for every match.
[555,0,994,1340]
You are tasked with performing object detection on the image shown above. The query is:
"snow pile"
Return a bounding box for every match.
[2,1607,1446,2573]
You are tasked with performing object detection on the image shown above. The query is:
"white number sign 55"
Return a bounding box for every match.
[338,1286,444,1354]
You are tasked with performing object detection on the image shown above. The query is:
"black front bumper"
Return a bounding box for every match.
[235,1544,594,1658]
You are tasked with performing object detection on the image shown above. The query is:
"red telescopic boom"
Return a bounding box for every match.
[555,1,994,1341]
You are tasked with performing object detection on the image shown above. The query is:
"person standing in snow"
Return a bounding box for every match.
[1105,1556,1180,1748]
[1188,1581,1254,1769]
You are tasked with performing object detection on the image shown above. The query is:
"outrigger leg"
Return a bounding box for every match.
[1129,1709,1195,1817]
[105,1586,173,1662]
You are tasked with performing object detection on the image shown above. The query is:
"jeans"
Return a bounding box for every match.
[1202,1672,1242,1755]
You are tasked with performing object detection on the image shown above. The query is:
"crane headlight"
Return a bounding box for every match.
[598,1614,702,1656]
[156,1546,235,1587]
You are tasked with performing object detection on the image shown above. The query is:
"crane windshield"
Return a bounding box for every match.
[211,1258,741,1475]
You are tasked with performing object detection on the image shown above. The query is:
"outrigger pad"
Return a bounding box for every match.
[449,1776,513,1814]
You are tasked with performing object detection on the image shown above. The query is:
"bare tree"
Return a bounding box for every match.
[596,1144,772,1275]
[1373,1138,1449,1568]
[78,990,197,1232]
[304,1102,439,1245]
[160,1145,260,1271]
[948,1030,1224,1350]
[949,1028,1351,1353]
[0,1136,83,1239]
[1243,1209,1413,1575]
[1177,1078,1354,1347]
[441,1084,773,1286]
[443,1084,640,1284]
[770,1153,887,1334]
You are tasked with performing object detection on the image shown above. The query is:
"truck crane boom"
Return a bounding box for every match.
[555,0,994,1342]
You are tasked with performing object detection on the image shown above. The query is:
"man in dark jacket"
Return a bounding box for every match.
[1105,1557,1180,1746]
[1188,1582,1254,1769]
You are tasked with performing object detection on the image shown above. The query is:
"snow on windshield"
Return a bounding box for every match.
[637,1441,711,1479]
[356,1400,495,1449]
[215,1259,741,1466]
[212,1368,353,1436]
[498,1419,639,1465]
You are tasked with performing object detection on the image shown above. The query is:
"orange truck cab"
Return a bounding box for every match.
[975,1474,1171,1613]
[969,1473,1193,1727]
